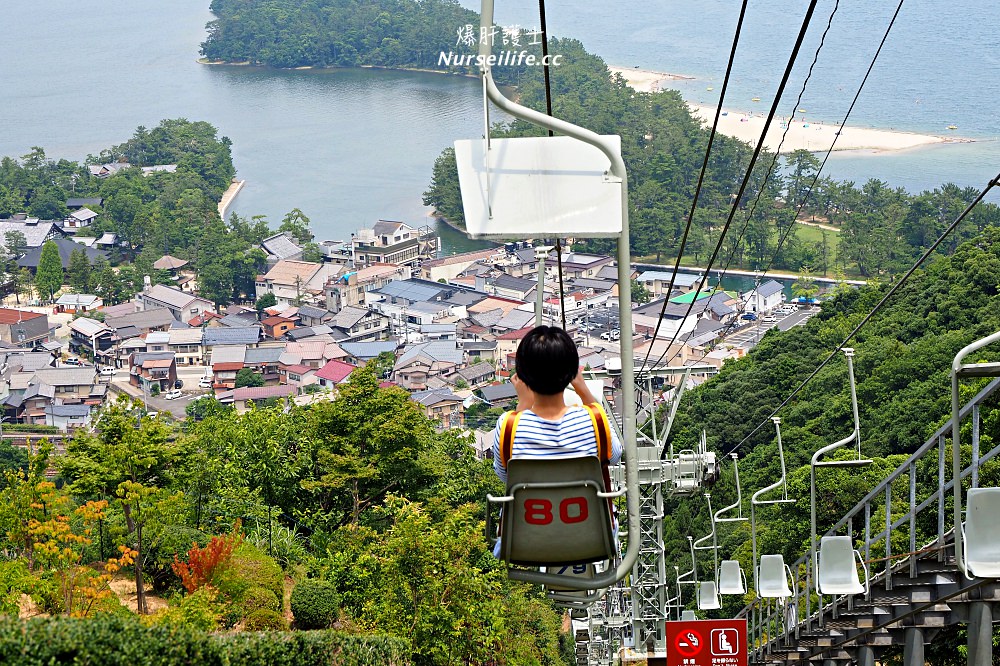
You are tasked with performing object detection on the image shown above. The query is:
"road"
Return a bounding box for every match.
[108,364,214,419]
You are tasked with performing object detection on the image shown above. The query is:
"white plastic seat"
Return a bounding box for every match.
[719,559,748,595]
[697,581,721,610]
[817,535,867,595]
[681,610,697,621]
[757,554,793,598]
[491,456,619,569]
[964,487,1000,578]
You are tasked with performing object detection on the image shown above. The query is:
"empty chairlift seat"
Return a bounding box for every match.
[817,535,867,595]
[719,559,748,595]
[757,554,793,598]
[964,487,1000,578]
[697,581,721,610]
[681,610,697,622]
[493,456,621,567]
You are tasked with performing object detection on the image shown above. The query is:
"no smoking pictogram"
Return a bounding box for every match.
[674,629,703,658]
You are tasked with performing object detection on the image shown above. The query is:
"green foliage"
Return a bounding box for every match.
[35,240,63,301]
[244,609,289,631]
[255,291,277,313]
[145,586,222,632]
[214,542,285,622]
[0,560,30,616]
[0,614,410,665]
[235,368,265,388]
[291,578,340,630]
[145,525,210,593]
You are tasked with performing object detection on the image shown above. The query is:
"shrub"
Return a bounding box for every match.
[146,526,210,592]
[144,586,222,632]
[291,578,340,630]
[237,586,280,616]
[217,543,284,606]
[0,614,410,665]
[172,530,242,594]
[243,608,288,631]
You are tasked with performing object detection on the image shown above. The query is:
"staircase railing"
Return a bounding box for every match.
[740,376,1000,660]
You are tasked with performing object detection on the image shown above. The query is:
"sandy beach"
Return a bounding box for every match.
[608,66,968,154]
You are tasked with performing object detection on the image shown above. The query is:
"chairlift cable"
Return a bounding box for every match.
[537,0,555,138]
[644,0,823,375]
[680,0,905,371]
[637,0,752,374]
[725,171,1000,456]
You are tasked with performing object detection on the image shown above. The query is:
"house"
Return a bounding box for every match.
[327,306,389,342]
[88,162,132,178]
[259,232,303,264]
[261,315,296,340]
[544,251,615,280]
[54,294,103,314]
[203,326,262,352]
[167,328,204,366]
[496,327,533,369]
[0,309,51,349]
[450,362,496,388]
[17,236,107,270]
[255,260,343,307]
[637,270,703,297]
[324,263,411,312]
[475,273,537,301]
[283,340,342,369]
[243,347,284,385]
[232,384,297,413]
[65,197,103,210]
[209,345,247,389]
[392,341,465,391]
[478,382,518,408]
[278,362,317,389]
[139,284,214,324]
[351,220,437,268]
[68,317,113,360]
[743,280,786,314]
[410,389,464,429]
[418,248,500,282]
[64,207,98,230]
[45,404,92,431]
[314,359,356,389]
[338,341,398,366]
[632,298,699,341]
[296,305,333,328]
[129,352,178,393]
[461,340,498,365]
[106,307,177,334]
[0,218,64,254]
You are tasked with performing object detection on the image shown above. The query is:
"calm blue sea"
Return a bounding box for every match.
[2,0,997,254]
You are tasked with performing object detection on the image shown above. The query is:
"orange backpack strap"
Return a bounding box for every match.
[498,410,522,469]
[583,403,613,463]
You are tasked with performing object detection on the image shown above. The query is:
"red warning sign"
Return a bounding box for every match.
[665,619,747,666]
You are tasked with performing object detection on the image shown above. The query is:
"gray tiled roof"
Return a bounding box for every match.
[296,305,329,320]
[410,388,461,406]
[47,404,92,417]
[339,341,398,361]
[107,308,176,331]
[260,232,303,260]
[396,341,463,366]
[0,219,59,248]
[32,367,95,386]
[756,280,785,298]
[244,346,285,364]
[479,383,518,402]
[329,306,368,329]
[219,313,260,328]
[203,327,261,346]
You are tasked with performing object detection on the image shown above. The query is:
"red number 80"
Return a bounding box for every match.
[523,497,589,525]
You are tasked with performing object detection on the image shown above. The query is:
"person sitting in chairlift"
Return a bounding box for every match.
[491,326,623,556]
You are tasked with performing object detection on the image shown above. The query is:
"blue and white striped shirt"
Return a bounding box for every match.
[492,407,623,483]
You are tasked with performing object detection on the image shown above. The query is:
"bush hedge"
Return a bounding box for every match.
[0,615,409,666]
[290,578,340,630]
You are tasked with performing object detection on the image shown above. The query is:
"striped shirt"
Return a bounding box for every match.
[492,407,623,483]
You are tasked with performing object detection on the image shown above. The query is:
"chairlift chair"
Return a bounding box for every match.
[467,0,640,593]
[951,330,1000,579]
[757,554,794,598]
[810,349,872,596]
[719,559,748,595]
[750,417,796,597]
[681,609,697,622]
[697,580,721,610]
[816,535,868,595]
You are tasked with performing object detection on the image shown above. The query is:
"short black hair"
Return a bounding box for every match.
[515,326,578,395]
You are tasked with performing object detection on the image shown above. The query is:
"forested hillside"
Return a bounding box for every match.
[662,225,1000,643]
[201,0,484,72]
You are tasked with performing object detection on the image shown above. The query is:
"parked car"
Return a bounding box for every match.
[740,312,758,321]
[98,367,115,376]
[164,389,183,400]
[762,315,780,323]
[174,380,184,389]
[198,376,213,388]
[63,358,82,366]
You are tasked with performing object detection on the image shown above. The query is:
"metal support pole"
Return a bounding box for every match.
[903,627,924,666]
[857,645,875,666]
[967,601,993,666]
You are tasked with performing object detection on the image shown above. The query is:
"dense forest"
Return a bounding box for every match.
[660,225,1000,657]
[0,366,574,664]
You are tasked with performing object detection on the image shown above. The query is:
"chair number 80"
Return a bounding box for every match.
[523,497,589,525]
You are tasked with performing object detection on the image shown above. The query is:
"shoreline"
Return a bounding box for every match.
[607,66,972,154]
[218,179,245,219]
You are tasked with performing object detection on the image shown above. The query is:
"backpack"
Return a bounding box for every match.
[497,403,616,497]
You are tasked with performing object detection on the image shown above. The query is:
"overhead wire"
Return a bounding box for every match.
[643,0,822,374]
[636,0,752,373]
[681,0,908,370]
[724,171,1000,456]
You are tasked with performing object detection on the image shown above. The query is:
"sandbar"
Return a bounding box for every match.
[608,66,968,154]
